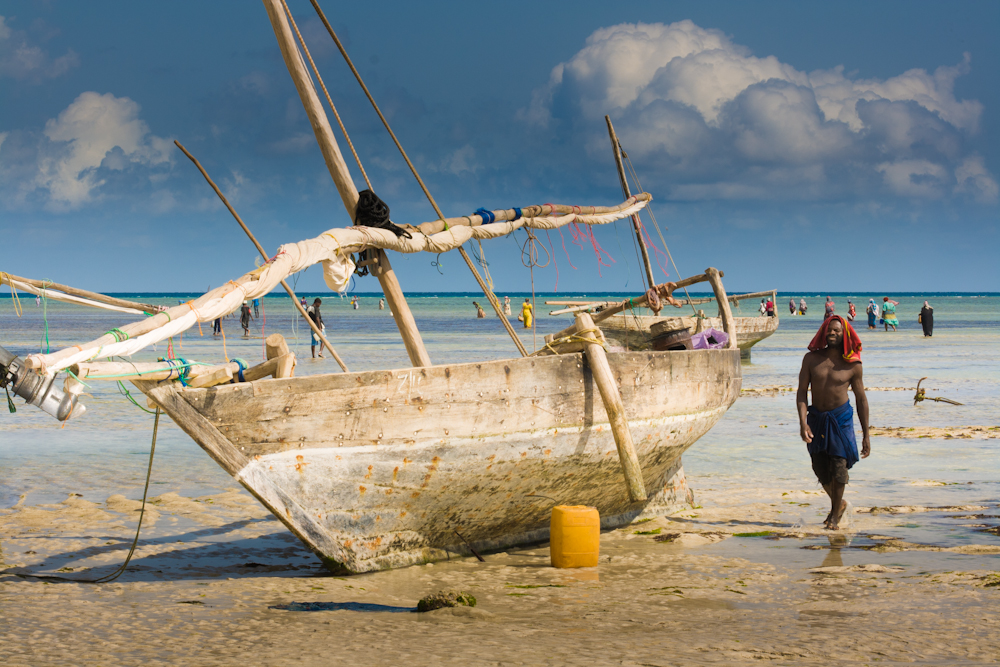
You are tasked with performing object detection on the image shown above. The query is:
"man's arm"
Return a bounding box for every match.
[797,356,813,444]
[851,364,871,458]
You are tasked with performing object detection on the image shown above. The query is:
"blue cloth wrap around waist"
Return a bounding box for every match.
[806,401,859,469]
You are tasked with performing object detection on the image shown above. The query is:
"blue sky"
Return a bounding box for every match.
[1,0,997,294]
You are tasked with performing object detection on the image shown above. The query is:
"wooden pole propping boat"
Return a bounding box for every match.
[705,268,738,350]
[576,312,647,502]
[262,0,431,368]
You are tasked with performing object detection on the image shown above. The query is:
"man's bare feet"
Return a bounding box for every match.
[317,353,324,358]
[826,500,848,530]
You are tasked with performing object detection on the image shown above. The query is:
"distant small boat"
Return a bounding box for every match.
[601,307,779,361]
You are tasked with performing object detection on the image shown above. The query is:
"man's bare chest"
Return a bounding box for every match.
[810,359,854,387]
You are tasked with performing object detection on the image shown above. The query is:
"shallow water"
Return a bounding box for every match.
[1,292,998,553]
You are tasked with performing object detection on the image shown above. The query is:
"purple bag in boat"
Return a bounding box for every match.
[690,328,729,350]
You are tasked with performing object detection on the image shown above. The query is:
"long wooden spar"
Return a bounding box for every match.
[263,0,432,368]
[0,273,160,314]
[606,116,656,290]
[173,140,349,373]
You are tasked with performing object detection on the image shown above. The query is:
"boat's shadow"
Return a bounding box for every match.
[15,517,328,583]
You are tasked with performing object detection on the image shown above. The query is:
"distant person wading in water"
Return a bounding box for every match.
[797,316,870,530]
[307,298,325,358]
[866,299,879,330]
[920,301,934,337]
[789,298,797,315]
[799,298,808,316]
[240,300,253,337]
[472,301,485,318]
[825,296,835,318]
[520,298,533,329]
[881,297,899,331]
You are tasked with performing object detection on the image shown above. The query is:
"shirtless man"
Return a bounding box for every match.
[797,316,871,529]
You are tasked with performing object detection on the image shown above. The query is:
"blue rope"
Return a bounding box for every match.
[511,207,522,221]
[474,208,495,224]
[232,358,248,383]
[156,358,193,386]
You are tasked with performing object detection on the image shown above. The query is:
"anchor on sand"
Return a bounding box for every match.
[914,377,963,406]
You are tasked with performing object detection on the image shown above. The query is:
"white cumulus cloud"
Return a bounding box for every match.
[525,20,996,203]
[34,92,172,208]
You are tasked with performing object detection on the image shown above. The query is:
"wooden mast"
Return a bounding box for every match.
[262,0,431,368]
[606,116,656,289]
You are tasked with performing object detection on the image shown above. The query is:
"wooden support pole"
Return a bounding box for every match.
[262,0,431,367]
[606,116,656,289]
[0,273,160,314]
[174,140,349,373]
[265,333,290,360]
[303,0,526,358]
[371,249,434,366]
[576,313,647,502]
[188,366,234,389]
[705,267,738,349]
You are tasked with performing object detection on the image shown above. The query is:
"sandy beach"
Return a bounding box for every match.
[2,483,999,665]
[2,294,999,665]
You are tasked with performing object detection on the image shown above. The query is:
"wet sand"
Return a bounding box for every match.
[2,295,999,664]
[2,483,999,666]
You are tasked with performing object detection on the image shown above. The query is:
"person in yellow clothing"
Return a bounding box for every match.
[521,298,533,329]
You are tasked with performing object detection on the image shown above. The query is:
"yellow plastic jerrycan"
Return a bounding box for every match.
[550,505,600,568]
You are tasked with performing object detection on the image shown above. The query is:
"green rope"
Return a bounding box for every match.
[65,368,91,388]
[40,281,52,354]
[17,407,161,583]
[4,385,15,414]
[117,381,156,414]
[106,328,129,342]
[81,360,211,380]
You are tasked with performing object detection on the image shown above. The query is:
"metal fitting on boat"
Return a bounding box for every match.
[0,344,85,421]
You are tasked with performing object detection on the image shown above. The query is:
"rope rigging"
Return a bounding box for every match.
[305,0,528,357]
[619,142,698,315]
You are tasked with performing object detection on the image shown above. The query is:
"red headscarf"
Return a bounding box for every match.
[808,315,862,363]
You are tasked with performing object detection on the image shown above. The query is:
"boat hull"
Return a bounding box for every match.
[143,348,741,573]
[602,314,779,360]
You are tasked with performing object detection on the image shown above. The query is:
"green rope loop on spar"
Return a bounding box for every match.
[65,368,91,388]
[106,328,130,343]
[117,381,157,414]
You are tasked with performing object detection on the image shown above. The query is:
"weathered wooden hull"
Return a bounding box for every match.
[144,348,741,573]
[602,315,779,359]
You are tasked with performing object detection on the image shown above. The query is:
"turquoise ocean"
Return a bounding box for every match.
[1,291,998,564]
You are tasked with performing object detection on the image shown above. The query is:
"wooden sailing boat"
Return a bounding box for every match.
[581,290,780,360]
[576,118,780,361]
[3,1,743,574]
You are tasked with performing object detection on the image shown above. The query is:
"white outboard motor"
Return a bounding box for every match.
[0,344,85,422]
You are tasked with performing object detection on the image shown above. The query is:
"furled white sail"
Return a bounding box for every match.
[24,195,650,375]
